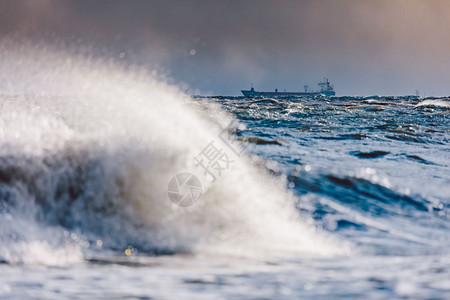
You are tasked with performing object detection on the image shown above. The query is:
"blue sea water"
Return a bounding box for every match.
[0,48,449,299]
[217,96,450,256]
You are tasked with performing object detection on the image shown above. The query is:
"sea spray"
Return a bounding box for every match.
[0,41,344,264]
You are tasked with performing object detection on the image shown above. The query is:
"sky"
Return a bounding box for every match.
[1,0,450,96]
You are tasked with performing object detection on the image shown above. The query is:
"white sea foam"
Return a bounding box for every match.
[0,41,346,265]
[415,99,450,108]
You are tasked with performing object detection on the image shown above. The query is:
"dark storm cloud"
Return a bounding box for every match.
[1,0,450,95]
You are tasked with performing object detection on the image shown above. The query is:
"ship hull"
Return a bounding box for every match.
[241,90,335,98]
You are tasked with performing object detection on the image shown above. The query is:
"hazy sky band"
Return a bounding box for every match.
[1,0,450,95]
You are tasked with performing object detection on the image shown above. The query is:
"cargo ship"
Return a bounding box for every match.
[241,78,335,97]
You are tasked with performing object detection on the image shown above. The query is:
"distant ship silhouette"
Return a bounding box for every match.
[241,78,335,97]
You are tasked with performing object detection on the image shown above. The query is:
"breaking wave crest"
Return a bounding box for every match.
[0,42,343,265]
[415,99,450,109]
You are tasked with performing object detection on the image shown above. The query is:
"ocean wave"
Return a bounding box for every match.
[415,99,450,109]
[286,168,450,254]
[0,43,344,265]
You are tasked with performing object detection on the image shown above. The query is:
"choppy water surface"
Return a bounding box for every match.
[215,96,450,253]
[0,47,450,299]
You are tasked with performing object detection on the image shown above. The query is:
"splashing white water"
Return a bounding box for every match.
[415,99,450,108]
[0,41,346,265]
